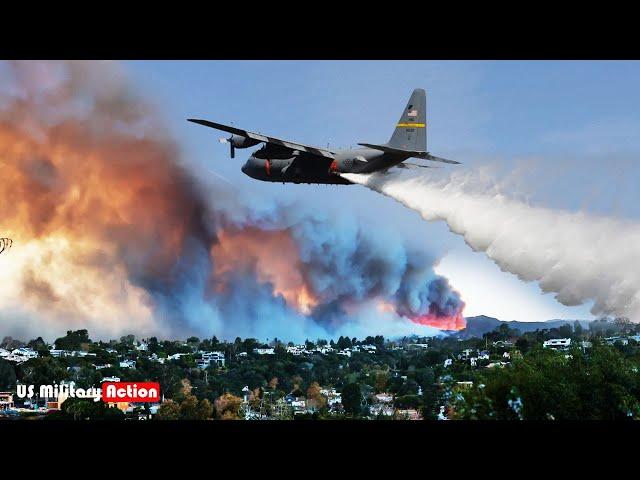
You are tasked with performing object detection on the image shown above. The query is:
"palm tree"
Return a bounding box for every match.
[0,238,12,255]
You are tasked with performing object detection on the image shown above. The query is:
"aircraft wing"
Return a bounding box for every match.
[188,119,336,159]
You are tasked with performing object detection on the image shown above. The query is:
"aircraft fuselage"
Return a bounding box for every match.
[240,147,402,185]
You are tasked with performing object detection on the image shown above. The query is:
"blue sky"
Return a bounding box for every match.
[123,61,640,322]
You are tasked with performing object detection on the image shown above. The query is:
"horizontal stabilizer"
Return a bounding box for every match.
[395,162,440,170]
[358,143,460,164]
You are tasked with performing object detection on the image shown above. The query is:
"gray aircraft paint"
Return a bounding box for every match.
[189,88,457,185]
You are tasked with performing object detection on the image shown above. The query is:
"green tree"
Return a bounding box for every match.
[0,359,16,390]
[341,383,362,417]
[179,394,199,419]
[19,357,67,387]
[215,392,242,420]
[156,400,181,420]
[196,398,213,419]
[54,329,90,351]
[60,398,124,420]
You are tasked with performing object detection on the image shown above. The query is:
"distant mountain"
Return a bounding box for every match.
[457,315,592,339]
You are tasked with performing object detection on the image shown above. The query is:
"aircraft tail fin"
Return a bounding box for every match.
[387,88,427,152]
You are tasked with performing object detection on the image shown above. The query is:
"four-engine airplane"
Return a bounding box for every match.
[188,88,459,185]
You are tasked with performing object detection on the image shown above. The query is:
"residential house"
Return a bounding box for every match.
[50,349,71,358]
[149,353,165,364]
[0,392,14,410]
[119,359,136,369]
[12,348,38,359]
[197,351,225,369]
[167,353,189,361]
[254,348,275,355]
[373,393,394,404]
[543,338,571,350]
[3,354,29,364]
[604,336,629,346]
[370,404,394,417]
[286,345,306,356]
[395,409,422,420]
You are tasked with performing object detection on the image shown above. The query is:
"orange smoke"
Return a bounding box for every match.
[211,228,318,314]
[0,61,211,338]
[411,313,466,331]
[378,300,466,330]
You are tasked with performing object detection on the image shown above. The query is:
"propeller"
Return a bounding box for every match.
[219,136,235,158]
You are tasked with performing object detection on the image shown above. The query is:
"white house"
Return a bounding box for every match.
[314,346,334,355]
[254,348,275,355]
[604,336,629,346]
[370,404,394,416]
[101,376,121,383]
[361,344,377,352]
[12,348,38,359]
[119,359,136,369]
[374,393,393,404]
[4,354,28,364]
[543,338,571,350]
[197,351,225,369]
[287,345,306,356]
[72,351,96,358]
[50,349,71,358]
[0,348,10,358]
[167,353,189,361]
[337,350,351,358]
[444,358,453,368]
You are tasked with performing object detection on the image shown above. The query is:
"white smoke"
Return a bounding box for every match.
[342,170,640,321]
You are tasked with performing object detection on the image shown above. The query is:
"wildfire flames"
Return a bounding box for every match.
[377,300,465,330]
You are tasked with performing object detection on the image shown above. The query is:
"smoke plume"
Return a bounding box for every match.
[0,61,464,341]
[342,169,640,321]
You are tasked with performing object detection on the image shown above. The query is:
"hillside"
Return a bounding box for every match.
[456,315,592,339]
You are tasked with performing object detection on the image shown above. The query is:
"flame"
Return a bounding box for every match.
[211,228,318,314]
[411,313,466,331]
[377,300,466,330]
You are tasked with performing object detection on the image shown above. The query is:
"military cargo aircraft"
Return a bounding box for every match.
[188,88,459,185]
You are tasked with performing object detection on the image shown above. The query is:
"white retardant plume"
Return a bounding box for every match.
[341,170,640,321]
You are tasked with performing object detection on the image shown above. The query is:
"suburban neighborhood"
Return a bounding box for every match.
[1,316,640,420]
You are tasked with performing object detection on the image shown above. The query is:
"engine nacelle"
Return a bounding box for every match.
[229,134,261,149]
